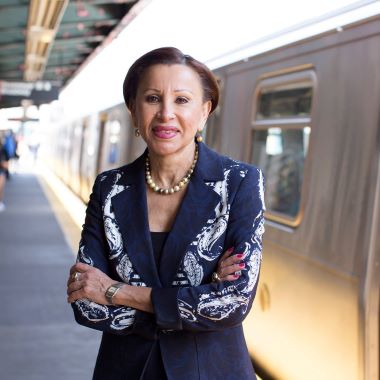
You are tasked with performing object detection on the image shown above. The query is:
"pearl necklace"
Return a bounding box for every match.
[145,145,199,195]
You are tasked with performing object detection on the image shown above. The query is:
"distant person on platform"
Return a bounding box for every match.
[28,134,40,164]
[2,130,18,179]
[66,47,265,380]
[0,136,8,212]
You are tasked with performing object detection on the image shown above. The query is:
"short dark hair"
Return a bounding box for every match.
[123,47,219,114]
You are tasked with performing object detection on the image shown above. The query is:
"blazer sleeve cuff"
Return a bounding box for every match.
[151,287,182,330]
[132,310,159,340]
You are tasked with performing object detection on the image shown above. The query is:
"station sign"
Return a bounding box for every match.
[0,80,60,108]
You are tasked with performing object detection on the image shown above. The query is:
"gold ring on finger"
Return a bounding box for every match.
[212,272,221,283]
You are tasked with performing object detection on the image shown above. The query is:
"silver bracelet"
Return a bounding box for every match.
[105,282,125,305]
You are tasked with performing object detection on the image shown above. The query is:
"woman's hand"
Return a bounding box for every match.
[67,262,117,304]
[214,247,245,282]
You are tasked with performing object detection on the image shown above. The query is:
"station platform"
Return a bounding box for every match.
[0,167,100,380]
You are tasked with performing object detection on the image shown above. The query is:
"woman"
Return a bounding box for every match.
[0,136,8,212]
[67,47,265,380]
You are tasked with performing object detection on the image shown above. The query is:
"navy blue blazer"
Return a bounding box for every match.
[72,142,265,380]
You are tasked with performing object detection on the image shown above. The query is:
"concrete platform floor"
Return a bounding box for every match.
[0,170,100,380]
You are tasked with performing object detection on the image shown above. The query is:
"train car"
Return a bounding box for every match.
[41,8,380,380]
[211,15,380,380]
[44,103,144,203]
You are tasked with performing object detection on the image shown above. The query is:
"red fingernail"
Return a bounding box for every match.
[227,247,234,253]
[239,263,245,268]
[233,274,240,278]
[236,254,244,258]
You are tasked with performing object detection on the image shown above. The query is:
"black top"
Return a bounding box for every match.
[150,232,169,268]
[141,232,170,380]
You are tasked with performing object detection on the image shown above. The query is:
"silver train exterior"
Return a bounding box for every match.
[42,16,380,380]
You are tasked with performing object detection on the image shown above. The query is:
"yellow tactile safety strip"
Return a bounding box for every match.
[36,161,84,256]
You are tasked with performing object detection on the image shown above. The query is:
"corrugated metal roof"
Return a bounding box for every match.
[0,0,139,108]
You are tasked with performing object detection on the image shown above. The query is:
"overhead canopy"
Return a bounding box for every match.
[0,0,140,108]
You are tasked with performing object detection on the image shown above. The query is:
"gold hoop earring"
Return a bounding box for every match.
[196,129,203,143]
[134,128,140,137]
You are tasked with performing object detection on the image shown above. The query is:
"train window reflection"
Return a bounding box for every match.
[265,127,282,155]
[87,146,95,156]
[106,120,121,165]
[251,69,315,227]
[252,127,309,218]
[110,120,121,134]
[257,83,312,119]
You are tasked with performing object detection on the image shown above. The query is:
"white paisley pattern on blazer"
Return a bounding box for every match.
[72,141,265,336]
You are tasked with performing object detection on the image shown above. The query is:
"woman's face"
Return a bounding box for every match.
[132,64,211,157]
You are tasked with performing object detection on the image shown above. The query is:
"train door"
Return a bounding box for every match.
[97,104,142,173]
[95,112,107,175]
[79,113,101,202]
[97,117,123,172]
[242,66,321,380]
[61,122,73,184]
[68,120,84,195]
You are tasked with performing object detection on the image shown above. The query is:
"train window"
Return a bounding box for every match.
[257,83,312,120]
[251,126,310,218]
[251,69,315,227]
[107,120,121,165]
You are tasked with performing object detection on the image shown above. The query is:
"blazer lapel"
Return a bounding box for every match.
[159,143,224,287]
[111,154,162,288]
